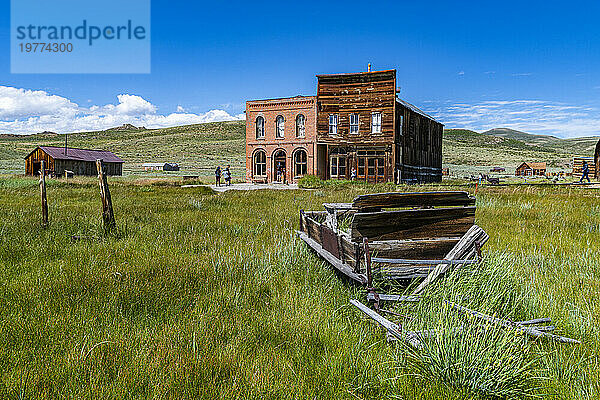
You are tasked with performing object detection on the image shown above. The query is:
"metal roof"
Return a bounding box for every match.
[396,98,437,122]
[28,146,124,163]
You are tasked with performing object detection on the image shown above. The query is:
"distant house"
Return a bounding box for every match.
[143,162,180,172]
[515,162,546,177]
[490,167,506,173]
[25,146,123,176]
[572,157,596,180]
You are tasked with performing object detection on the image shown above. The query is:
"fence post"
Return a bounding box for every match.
[96,159,116,234]
[40,160,48,227]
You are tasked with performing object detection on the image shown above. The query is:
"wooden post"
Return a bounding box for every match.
[96,159,116,233]
[39,160,48,227]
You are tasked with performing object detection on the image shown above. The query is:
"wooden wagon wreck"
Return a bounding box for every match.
[297,191,488,288]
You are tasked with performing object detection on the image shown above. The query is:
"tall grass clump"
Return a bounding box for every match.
[391,255,546,398]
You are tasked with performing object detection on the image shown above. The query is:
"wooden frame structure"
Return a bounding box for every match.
[297,191,485,285]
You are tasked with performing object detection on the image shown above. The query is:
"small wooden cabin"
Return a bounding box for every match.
[515,162,546,177]
[572,157,596,179]
[25,146,123,176]
[143,162,180,172]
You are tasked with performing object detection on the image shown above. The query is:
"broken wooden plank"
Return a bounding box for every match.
[387,323,555,342]
[413,225,489,295]
[377,265,436,279]
[352,191,475,210]
[372,257,477,265]
[369,237,460,260]
[351,207,476,242]
[296,230,367,284]
[447,301,581,344]
[322,203,354,212]
[516,318,551,326]
[367,293,421,302]
[350,299,422,348]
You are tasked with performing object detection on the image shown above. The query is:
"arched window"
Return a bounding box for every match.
[276,115,285,138]
[296,114,306,138]
[253,150,266,177]
[256,116,265,139]
[294,149,307,177]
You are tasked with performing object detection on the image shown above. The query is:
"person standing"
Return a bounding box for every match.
[215,166,221,187]
[224,165,232,186]
[350,167,357,181]
[580,161,591,183]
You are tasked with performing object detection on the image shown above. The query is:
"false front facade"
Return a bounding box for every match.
[245,69,442,184]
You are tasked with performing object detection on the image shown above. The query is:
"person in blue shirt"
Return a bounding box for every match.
[580,161,590,183]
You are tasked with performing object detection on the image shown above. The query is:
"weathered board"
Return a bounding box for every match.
[368,237,460,260]
[352,191,475,210]
[351,206,476,242]
[296,231,367,284]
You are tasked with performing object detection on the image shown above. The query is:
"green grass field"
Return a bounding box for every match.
[1,176,599,399]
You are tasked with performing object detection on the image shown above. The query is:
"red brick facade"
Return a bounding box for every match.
[245,96,316,183]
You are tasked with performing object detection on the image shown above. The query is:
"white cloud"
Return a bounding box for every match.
[0,86,244,135]
[0,86,79,120]
[458,71,465,76]
[426,99,600,138]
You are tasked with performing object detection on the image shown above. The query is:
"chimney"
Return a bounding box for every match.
[64,134,67,155]
[368,63,371,73]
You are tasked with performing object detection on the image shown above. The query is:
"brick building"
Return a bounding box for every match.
[245,68,443,184]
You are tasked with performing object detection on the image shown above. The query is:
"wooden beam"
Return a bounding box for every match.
[447,302,581,344]
[367,293,420,302]
[352,191,475,210]
[412,225,489,295]
[96,159,116,234]
[39,160,48,228]
[372,257,478,265]
[350,299,422,348]
[296,231,367,284]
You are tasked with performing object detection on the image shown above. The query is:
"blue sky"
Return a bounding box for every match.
[1,0,600,136]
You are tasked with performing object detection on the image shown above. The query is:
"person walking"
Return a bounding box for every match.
[215,166,221,187]
[224,165,232,186]
[580,161,591,183]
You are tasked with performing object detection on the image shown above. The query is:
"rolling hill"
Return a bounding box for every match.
[0,122,597,179]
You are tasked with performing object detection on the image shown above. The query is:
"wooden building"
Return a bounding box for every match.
[25,146,123,177]
[245,68,443,184]
[572,157,596,180]
[515,162,546,177]
[143,162,180,172]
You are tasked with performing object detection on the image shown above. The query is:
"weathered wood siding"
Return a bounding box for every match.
[25,148,54,175]
[397,104,443,183]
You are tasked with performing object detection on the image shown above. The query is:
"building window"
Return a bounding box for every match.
[296,114,306,138]
[294,149,307,177]
[371,112,382,133]
[256,116,265,139]
[253,150,266,177]
[328,114,338,135]
[349,113,359,134]
[276,115,285,138]
[329,147,347,179]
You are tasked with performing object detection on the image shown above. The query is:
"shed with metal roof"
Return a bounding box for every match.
[25,146,124,176]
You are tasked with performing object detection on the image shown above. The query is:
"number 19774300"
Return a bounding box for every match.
[19,43,73,52]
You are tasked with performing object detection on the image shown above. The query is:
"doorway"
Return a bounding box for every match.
[273,150,287,183]
[356,150,386,182]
